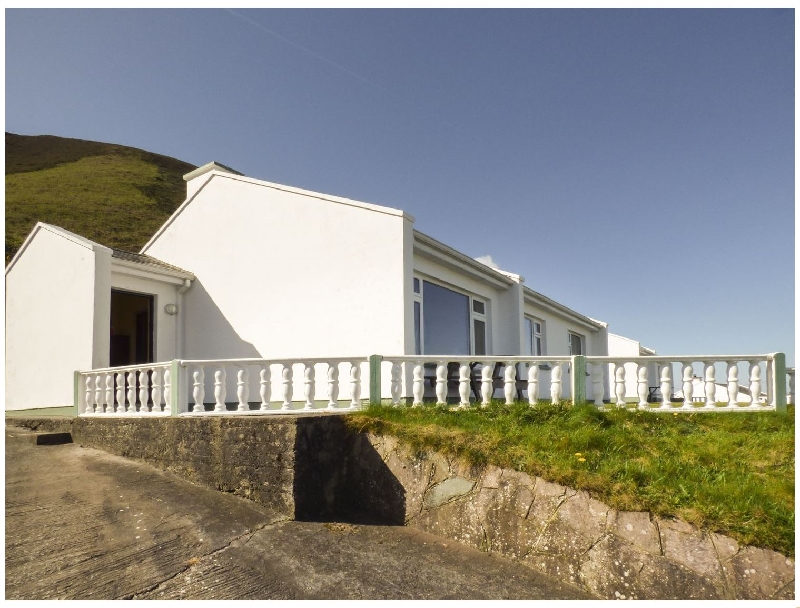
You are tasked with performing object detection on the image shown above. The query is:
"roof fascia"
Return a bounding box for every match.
[5,222,110,275]
[111,257,194,285]
[413,231,515,290]
[523,286,605,331]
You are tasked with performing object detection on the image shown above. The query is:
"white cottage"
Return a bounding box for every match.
[6,162,612,412]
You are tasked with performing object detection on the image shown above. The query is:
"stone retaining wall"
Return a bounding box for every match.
[347,432,794,600]
[7,415,793,599]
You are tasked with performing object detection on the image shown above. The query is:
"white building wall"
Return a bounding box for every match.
[144,173,411,362]
[5,225,110,410]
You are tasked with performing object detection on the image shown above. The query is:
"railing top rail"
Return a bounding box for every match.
[382,355,572,363]
[179,357,369,366]
[586,354,776,364]
[79,362,172,375]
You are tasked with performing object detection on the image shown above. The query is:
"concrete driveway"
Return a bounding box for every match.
[5,424,591,599]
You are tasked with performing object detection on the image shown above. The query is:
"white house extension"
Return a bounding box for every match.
[5,162,788,413]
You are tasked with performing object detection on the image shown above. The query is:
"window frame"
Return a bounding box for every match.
[568,331,585,356]
[413,275,489,356]
[524,316,546,356]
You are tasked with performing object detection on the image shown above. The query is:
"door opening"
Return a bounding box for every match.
[110,290,155,366]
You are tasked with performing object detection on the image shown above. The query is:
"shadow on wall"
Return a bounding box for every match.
[183,279,261,360]
[293,416,406,526]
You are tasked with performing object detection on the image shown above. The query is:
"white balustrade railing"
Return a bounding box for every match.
[178,357,367,415]
[76,353,788,416]
[588,354,784,412]
[78,362,174,416]
[376,356,573,407]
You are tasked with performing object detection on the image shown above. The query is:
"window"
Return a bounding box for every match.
[524,317,545,355]
[568,332,584,356]
[412,277,488,356]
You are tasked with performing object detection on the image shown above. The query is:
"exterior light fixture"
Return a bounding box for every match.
[164,304,178,315]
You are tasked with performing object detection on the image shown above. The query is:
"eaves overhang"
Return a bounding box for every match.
[111,249,195,286]
[413,230,516,290]
[523,286,606,332]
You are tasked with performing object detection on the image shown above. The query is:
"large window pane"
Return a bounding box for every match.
[414,301,421,355]
[524,318,533,355]
[423,281,470,355]
[474,320,486,356]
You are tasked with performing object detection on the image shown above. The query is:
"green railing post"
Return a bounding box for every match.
[171,359,182,416]
[369,355,383,406]
[73,370,81,416]
[772,352,786,413]
[571,355,586,404]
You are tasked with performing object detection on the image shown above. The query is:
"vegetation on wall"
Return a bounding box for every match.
[350,402,795,556]
[5,133,195,262]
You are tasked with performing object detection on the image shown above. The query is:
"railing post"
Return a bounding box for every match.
[369,355,383,406]
[171,359,182,416]
[73,370,81,416]
[771,353,786,413]
[571,355,586,404]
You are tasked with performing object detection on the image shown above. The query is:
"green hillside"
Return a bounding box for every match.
[5,133,196,262]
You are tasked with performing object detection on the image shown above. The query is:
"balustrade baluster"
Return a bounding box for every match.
[327,364,339,409]
[349,361,361,409]
[704,362,716,407]
[390,362,402,406]
[458,363,470,408]
[214,368,226,412]
[282,364,293,410]
[151,369,162,413]
[412,361,424,406]
[193,368,205,413]
[551,362,563,405]
[303,363,315,410]
[727,362,739,407]
[528,363,539,406]
[682,363,694,408]
[163,368,172,415]
[260,367,271,411]
[138,371,149,413]
[126,372,136,414]
[660,364,672,408]
[504,362,516,405]
[95,373,104,414]
[237,367,249,412]
[435,361,447,405]
[84,375,94,414]
[105,374,114,414]
[614,364,626,407]
[116,372,126,414]
[481,362,494,407]
[749,361,761,405]
[592,363,604,407]
[637,364,649,408]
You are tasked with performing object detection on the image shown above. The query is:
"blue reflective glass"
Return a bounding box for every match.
[422,281,469,355]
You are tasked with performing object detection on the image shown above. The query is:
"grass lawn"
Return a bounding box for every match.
[348,401,794,556]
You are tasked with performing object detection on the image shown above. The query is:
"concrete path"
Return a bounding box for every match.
[5,424,592,600]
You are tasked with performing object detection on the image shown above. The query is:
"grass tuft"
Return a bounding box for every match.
[348,401,794,556]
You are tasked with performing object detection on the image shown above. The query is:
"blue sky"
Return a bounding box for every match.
[6,9,795,364]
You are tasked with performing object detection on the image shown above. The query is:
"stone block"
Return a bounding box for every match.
[658,517,723,581]
[423,477,475,508]
[558,490,608,544]
[729,546,795,599]
[608,509,661,555]
[580,534,722,600]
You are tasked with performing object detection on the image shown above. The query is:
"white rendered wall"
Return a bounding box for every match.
[110,271,182,362]
[144,173,410,362]
[5,227,110,410]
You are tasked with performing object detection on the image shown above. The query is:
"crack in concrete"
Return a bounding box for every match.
[125,518,286,599]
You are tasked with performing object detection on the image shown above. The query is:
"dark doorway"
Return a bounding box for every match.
[110,290,155,366]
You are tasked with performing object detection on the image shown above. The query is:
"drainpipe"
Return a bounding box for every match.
[176,279,193,359]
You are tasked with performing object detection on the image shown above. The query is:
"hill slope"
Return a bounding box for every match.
[5,133,196,261]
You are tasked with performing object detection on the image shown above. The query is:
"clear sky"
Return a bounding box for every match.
[6,9,795,365]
